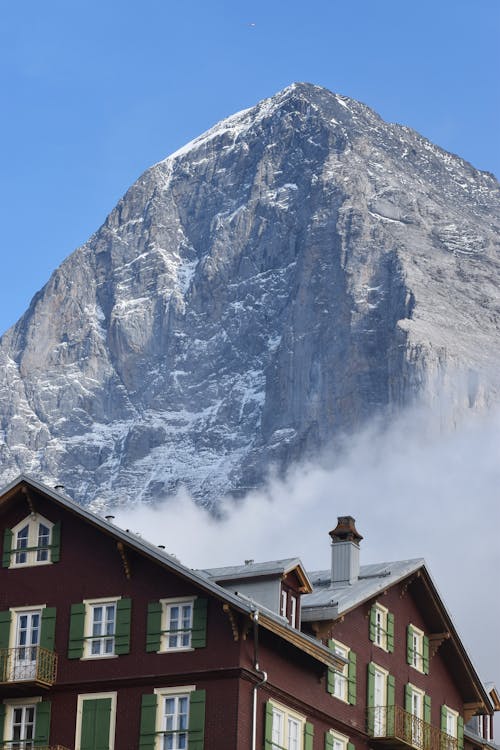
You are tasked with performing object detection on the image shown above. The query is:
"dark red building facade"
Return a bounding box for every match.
[0,478,496,750]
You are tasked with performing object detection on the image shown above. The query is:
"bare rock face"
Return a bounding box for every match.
[0,83,499,508]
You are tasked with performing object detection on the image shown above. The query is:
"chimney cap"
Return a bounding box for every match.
[329,516,363,544]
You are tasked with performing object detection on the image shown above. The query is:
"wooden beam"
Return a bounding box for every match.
[222,604,240,641]
[463,702,486,722]
[21,486,36,515]
[116,542,132,579]
[428,632,450,657]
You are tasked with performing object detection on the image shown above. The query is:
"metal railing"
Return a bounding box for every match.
[367,706,458,750]
[0,646,58,686]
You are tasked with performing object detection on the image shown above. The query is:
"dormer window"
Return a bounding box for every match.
[3,515,60,568]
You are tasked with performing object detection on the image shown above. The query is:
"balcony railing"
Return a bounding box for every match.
[0,646,58,687]
[367,706,458,750]
[0,745,71,750]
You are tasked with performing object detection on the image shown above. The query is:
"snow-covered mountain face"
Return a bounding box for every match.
[1,83,499,508]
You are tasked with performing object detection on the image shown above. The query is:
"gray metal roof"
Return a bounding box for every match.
[301,559,425,620]
[200,558,307,582]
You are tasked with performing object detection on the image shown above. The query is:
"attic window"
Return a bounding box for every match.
[3,515,60,568]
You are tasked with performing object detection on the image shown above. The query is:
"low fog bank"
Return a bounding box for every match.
[116,401,500,698]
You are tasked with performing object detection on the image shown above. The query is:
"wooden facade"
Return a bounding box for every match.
[0,477,496,750]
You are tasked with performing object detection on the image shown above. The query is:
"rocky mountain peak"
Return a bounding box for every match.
[0,84,499,509]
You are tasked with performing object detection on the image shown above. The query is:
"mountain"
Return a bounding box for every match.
[0,83,499,508]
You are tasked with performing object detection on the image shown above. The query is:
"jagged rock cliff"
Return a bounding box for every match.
[0,83,499,507]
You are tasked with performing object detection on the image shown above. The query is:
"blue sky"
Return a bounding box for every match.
[0,0,498,334]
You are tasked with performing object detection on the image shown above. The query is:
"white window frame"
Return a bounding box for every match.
[269,700,306,750]
[10,514,54,568]
[290,595,297,629]
[410,625,425,672]
[82,597,121,660]
[374,603,388,651]
[408,684,425,749]
[328,729,349,750]
[159,597,195,652]
[330,638,350,703]
[154,685,196,750]
[2,696,42,746]
[442,706,458,738]
[75,691,117,750]
[372,663,389,737]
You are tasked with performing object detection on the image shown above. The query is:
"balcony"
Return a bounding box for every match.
[367,706,458,750]
[0,646,58,688]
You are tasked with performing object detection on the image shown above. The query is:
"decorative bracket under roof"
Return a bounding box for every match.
[428,632,450,657]
[222,604,240,641]
[116,542,132,579]
[400,571,420,598]
[311,615,344,641]
[21,486,36,515]
[463,702,488,722]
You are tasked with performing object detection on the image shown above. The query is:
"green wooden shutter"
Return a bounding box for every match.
[264,701,274,750]
[387,613,395,653]
[0,610,11,682]
[68,603,86,659]
[457,716,464,750]
[34,701,51,745]
[188,689,206,750]
[2,529,12,568]
[348,742,355,750]
[146,602,162,652]
[326,639,335,695]
[369,605,376,641]
[367,663,376,733]
[51,521,61,563]
[192,598,207,648]
[423,635,429,674]
[0,610,11,649]
[407,625,414,665]
[348,650,357,705]
[139,694,158,750]
[325,732,334,750]
[441,706,447,733]
[304,721,314,750]
[424,695,431,725]
[0,703,5,744]
[80,697,112,750]
[115,598,131,655]
[387,674,396,735]
[40,607,57,651]
[405,684,412,714]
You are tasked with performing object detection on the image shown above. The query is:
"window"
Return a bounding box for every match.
[1,698,51,748]
[367,663,395,738]
[405,684,429,750]
[326,730,353,750]
[407,625,429,674]
[264,701,313,750]
[369,603,394,652]
[89,602,117,656]
[75,692,117,750]
[441,706,463,750]
[0,606,57,684]
[327,639,356,705]
[280,589,299,629]
[67,598,131,660]
[3,515,60,568]
[139,686,206,750]
[146,598,207,653]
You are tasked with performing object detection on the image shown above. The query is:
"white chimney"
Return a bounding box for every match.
[330,516,363,585]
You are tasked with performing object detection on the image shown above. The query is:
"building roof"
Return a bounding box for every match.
[302,559,425,620]
[200,558,313,592]
[0,474,341,672]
